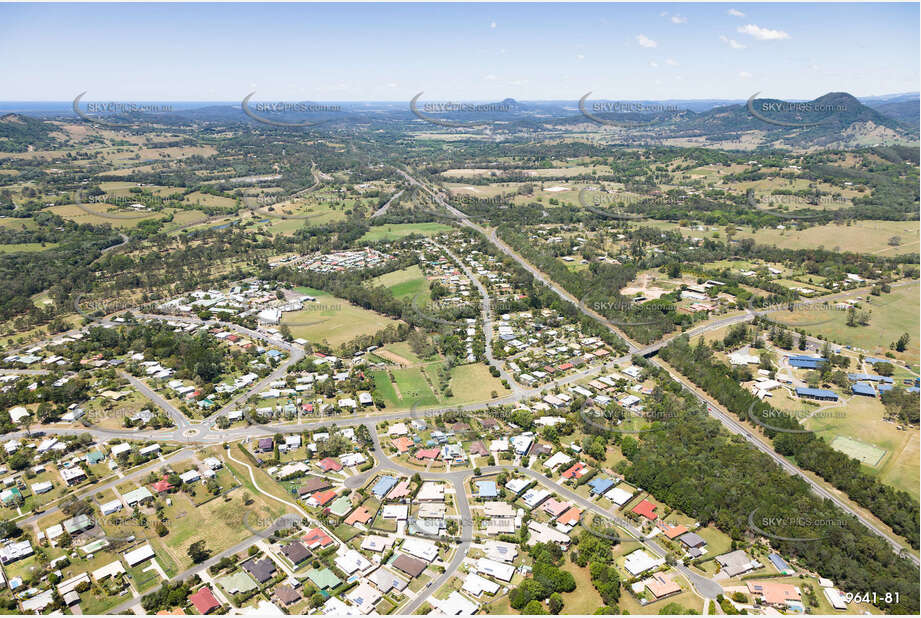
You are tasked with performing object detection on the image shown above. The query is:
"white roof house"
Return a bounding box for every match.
[123,486,153,506]
[490,437,509,452]
[110,443,132,458]
[335,549,372,575]
[179,470,201,484]
[824,588,848,610]
[203,457,223,470]
[400,537,439,562]
[463,572,500,596]
[527,520,570,547]
[544,451,573,470]
[382,504,408,520]
[123,543,155,567]
[475,557,515,582]
[31,481,53,494]
[100,499,122,515]
[8,407,29,424]
[417,482,445,502]
[605,486,634,506]
[624,549,665,576]
[92,559,126,581]
[432,591,478,616]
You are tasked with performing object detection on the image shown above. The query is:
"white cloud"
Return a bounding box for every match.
[490,21,496,29]
[665,58,679,66]
[649,61,659,68]
[738,24,791,40]
[386,82,398,88]
[719,35,746,49]
[671,15,687,24]
[484,74,497,81]
[636,34,657,48]
[728,9,745,18]
[576,53,585,60]
[739,71,752,79]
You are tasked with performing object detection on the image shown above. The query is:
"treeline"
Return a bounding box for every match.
[659,336,920,548]
[0,217,121,326]
[615,358,920,614]
[497,224,686,344]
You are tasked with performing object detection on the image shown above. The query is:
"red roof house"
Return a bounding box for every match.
[562,462,587,479]
[344,506,372,526]
[540,498,570,518]
[318,457,343,472]
[151,476,174,494]
[310,489,337,506]
[189,586,220,615]
[658,521,688,539]
[392,437,414,453]
[632,499,658,520]
[415,448,440,461]
[303,527,333,549]
[557,507,582,526]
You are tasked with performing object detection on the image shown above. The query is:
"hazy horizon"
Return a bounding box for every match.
[2,3,918,101]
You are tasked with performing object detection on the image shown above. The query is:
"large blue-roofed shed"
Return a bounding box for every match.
[795,387,838,401]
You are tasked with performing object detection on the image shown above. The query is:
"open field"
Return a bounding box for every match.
[0,217,38,230]
[831,435,887,466]
[771,283,921,364]
[372,366,439,409]
[371,360,503,410]
[643,218,919,255]
[360,222,453,242]
[803,394,920,500]
[0,242,59,254]
[559,555,604,614]
[376,341,427,365]
[736,220,920,254]
[44,203,169,228]
[283,286,401,348]
[370,264,430,302]
[443,363,506,405]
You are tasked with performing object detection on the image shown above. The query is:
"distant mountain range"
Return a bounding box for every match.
[1,91,917,150]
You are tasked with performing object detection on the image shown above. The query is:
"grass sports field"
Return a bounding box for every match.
[360,222,453,242]
[371,362,504,410]
[369,264,430,302]
[805,395,919,500]
[830,436,886,466]
[283,286,401,348]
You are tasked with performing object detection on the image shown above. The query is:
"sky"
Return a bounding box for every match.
[0,2,918,102]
